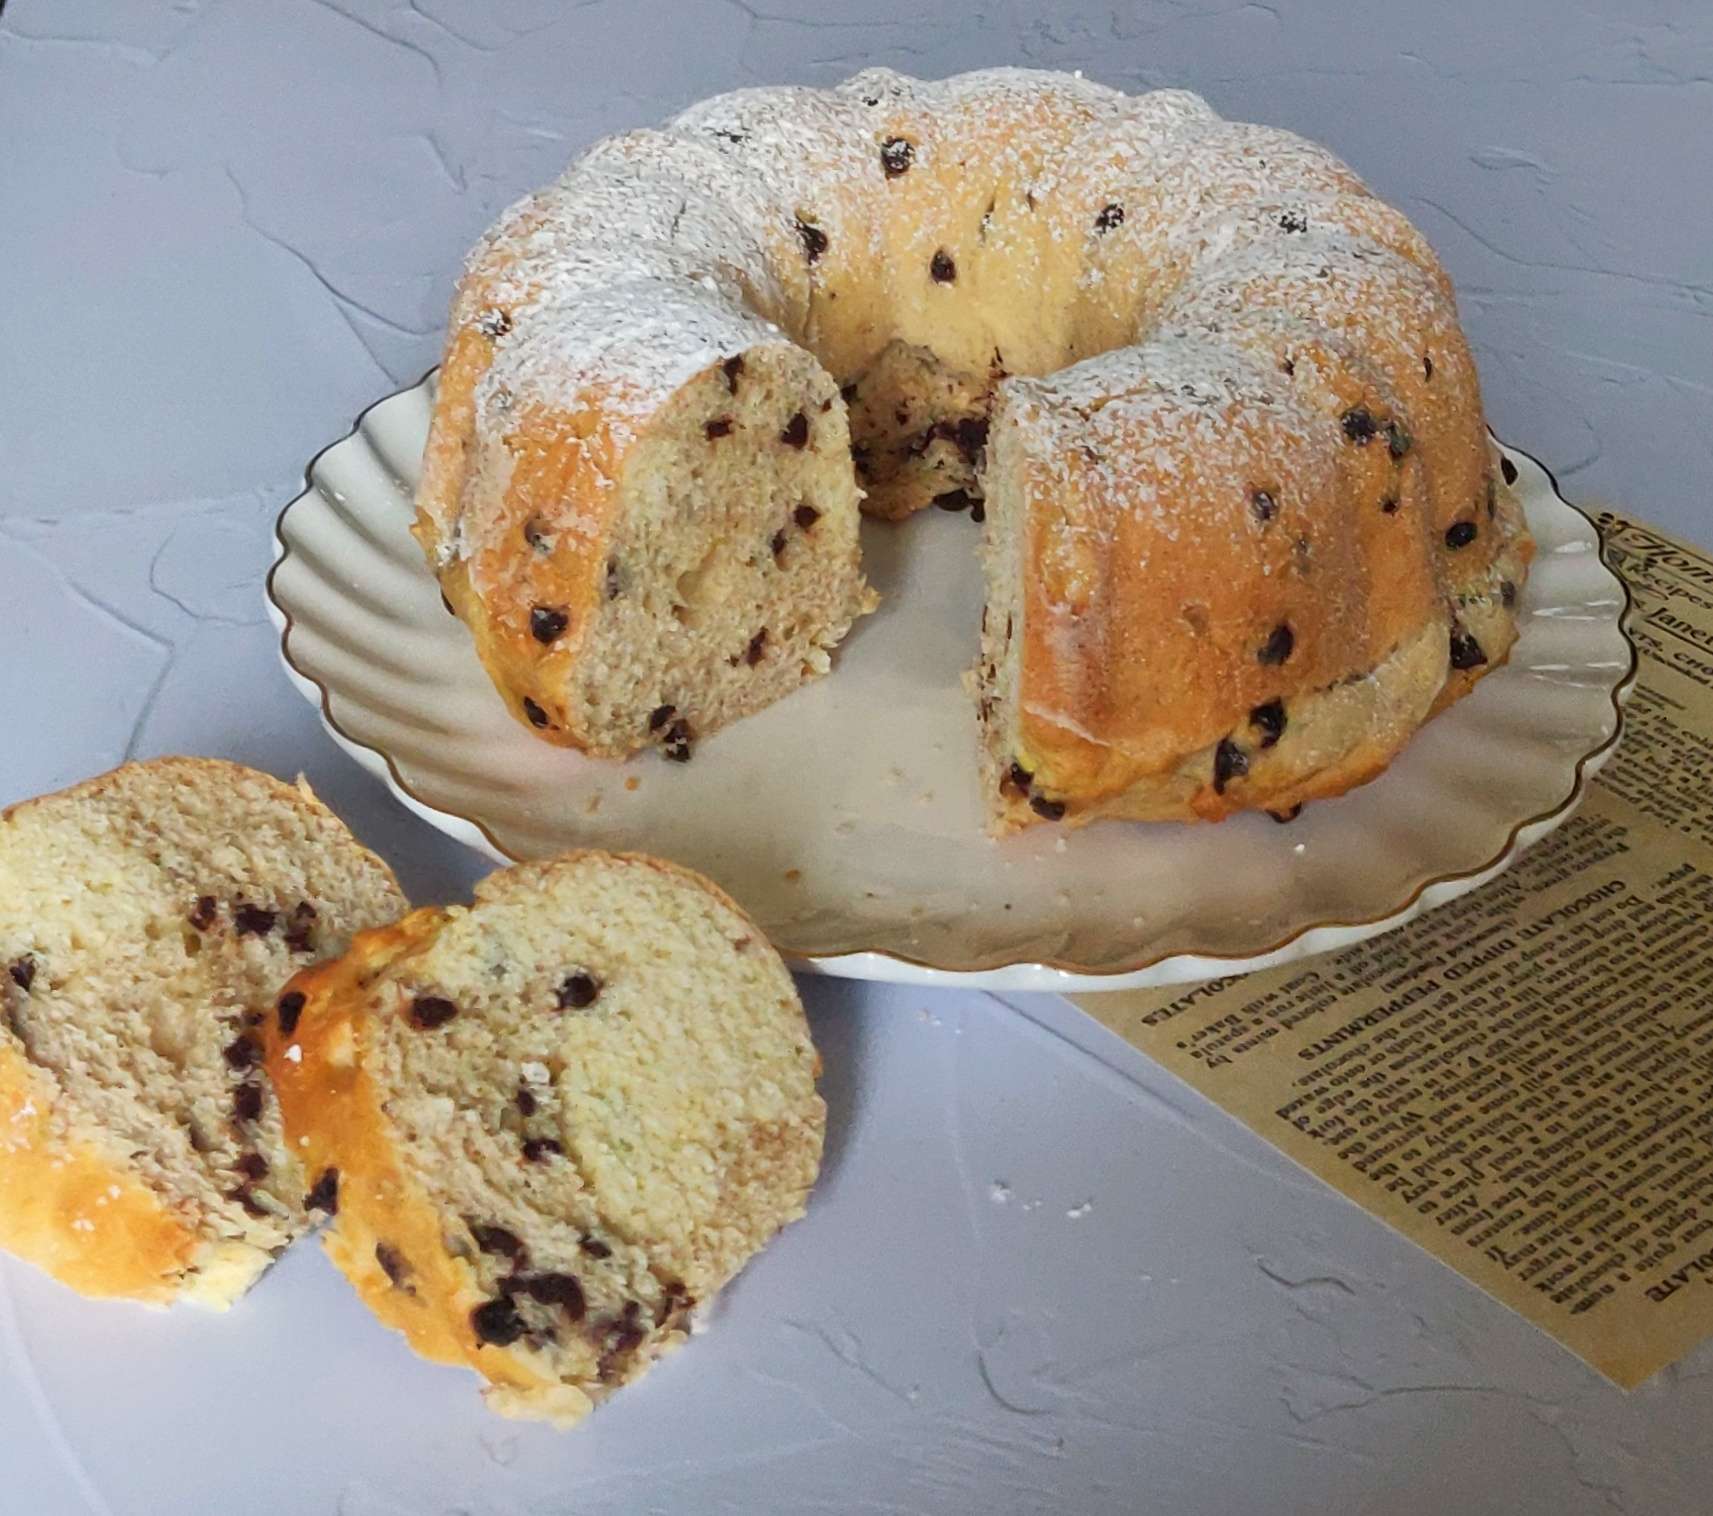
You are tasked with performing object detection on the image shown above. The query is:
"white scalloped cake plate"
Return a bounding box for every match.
[266,372,1635,992]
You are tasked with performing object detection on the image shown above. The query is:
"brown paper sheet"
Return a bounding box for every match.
[1071,512,1713,1388]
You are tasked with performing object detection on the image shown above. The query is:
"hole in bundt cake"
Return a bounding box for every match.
[1445,520,1478,550]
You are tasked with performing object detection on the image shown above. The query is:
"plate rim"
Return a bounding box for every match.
[266,370,1640,989]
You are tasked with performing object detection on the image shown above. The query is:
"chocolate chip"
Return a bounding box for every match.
[793,503,820,530]
[305,1168,339,1214]
[1029,794,1066,821]
[1380,495,1400,515]
[557,971,602,1010]
[934,489,975,513]
[1257,623,1295,666]
[971,498,986,524]
[470,1223,526,1260]
[7,956,35,992]
[234,903,276,937]
[599,1302,648,1380]
[579,1235,613,1260]
[930,249,956,283]
[277,990,306,1037]
[745,628,769,666]
[408,995,460,1030]
[1094,202,1124,233]
[722,354,744,392]
[189,896,218,931]
[476,308,512,338]
[513,1272,586,1319]
[1501,579,1517,608]
[705,417,733,440]
[1213,738,1249,795]
[780,412,811,449]
[472,1297,527,1347]
[1278,208,1309,233]
[1422,353,1434,381]
[283,901,317,955]
[656,1279,693,1327]
[1269,804,1304,824]
[1450,625,1489,670]
[1341,407,1378,445]
[934,415,988,462]
[525,606,570,646]
[376,1243,412,1291]
[234,1152,269,1182]
[710,127,747,145]
[522,697,550,728]
[796,217,827,264]
[1386,421,1412,460]
[228,1186,270,1219]
[770,528,788,558]
[522,1137,563,1163]
[1500,455,1518,486]
[662,719,694,762]
[1005,760,1034,797]
[1250,699,1287,748]
[648,703,677,732]
[880,137,913,177]
[1445,520,1478,550]
[233,1082,264,1124]
[606,558,622,598]
[223,1036,260,1072]
[1250,488,1278,523]
[515,1085,538,1118]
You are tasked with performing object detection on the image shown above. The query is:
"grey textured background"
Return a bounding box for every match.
[1,3,1710,1512]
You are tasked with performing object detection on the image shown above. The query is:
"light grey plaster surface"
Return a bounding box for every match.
[1,2,1709,1511]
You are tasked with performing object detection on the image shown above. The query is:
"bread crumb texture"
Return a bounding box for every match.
[0,758,406,1305]
[263,850,824,1427]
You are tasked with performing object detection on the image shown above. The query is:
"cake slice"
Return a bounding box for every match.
[0,758,406,1305]
[261,850,824,1426]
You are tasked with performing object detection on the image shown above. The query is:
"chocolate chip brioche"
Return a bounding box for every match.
[0,759,406,1306]
[261,850,824,1427]
[420,65,1530,827]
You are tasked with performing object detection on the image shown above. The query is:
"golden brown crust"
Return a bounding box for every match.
[0,1045,200,1304]
[264,909,570,1404]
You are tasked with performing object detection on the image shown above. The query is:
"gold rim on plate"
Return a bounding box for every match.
[267,372,1638,984]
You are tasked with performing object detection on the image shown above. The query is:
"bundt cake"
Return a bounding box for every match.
[415,66,1531,828]
[261,851,824,1426]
